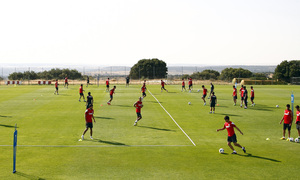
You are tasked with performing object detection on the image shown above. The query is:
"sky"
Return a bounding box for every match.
[0,0,299,66]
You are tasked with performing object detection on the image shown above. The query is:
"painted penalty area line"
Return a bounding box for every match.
[147,89,196,146]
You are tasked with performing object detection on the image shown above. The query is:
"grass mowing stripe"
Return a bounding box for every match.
[148,89,196,146]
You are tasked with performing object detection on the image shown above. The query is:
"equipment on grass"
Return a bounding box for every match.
[219,148,224,154]
[197,89,200,92]
[188,102,191,105]
[289,137,294,142]
[295,138,299,143]
[13,124,17,173]
[276,105,279,108]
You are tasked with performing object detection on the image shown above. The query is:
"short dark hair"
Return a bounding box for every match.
[296,105,299,109]
[224,116,229,120]
[202,85,204,88]
[287,104,290,108]
[88,92,91,95]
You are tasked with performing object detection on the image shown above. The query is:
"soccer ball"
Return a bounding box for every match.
[197,89,200,92]
[188,102,191,105]
[219,148,224,154]
[289,137,294,142]
[295,138,299,143]
[276,105,279,108]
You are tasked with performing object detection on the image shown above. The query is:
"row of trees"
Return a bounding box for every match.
[8,68,83,80]
[274,60,300,83]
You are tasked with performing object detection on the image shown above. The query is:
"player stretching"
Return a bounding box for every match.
[79,84,86,102]
[202,85,207,105]
[86,92,93,109]
[232,86,237,106]
[106,78,110,92]
[188,77,193,91]
[81,104,95,140]
[295,105,300,139]
[133,97,143,126]
[107,86,116,105]
[64,76,68,88]
[54,79,59,95]
[239,85,244,107]
[217,116,246,154]
[250,86,255,106]
[279,104,293,140]
[210,92,217,114]
[208,83,214,99]
[141,84,147,99]
[161,80,168,92]
[181,78,186,92]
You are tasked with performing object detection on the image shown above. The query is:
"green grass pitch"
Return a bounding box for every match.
[0,84,299,179]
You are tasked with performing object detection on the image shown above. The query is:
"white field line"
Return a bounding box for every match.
[0,145,193,148]
[147,89,196,146]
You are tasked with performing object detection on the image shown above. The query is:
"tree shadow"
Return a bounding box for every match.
[15,171,45,180]
[237,153,281,162]
[138,125,175,132]
[94,138,127,146]
[94,116,115,120]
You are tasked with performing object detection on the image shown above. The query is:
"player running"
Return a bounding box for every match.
[64,76,68,88]
[161,80,168,92]
[217,116,246,154]
[210,92,217,114]
[250,86,255,106]
[86,92,93,109]
[232,86,237,106]
[54,79,59,95]
[141,84,147,99]
[295,105,300,139]
[106,78,110,92]
[202,85,207,105]
[133,97,143,126]
[279,104,293,140]
[81,104,95,140]
[107,86,116,105]
[181,78,186,92]
[188,77,193,91]
[239,85,244,107]
[79,84,86,102]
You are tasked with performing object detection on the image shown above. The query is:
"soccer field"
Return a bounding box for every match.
[0,84,299,179]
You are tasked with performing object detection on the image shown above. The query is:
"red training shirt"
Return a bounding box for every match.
[135,101,143,113]
[224,121,236,137]
[182,80,185,86]
[233,88,237,96]
[106,80,109,85]
[110,88,115,95]
[85,108,94,123]
[251,89,254,97]
[296,111,300,124]
[79,86,83,93]
[203,88,207,95]
[283,109,293,124]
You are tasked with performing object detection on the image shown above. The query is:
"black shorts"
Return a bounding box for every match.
[182,86,185,88]
[136,112,142,118]
[241,97,244,101]
[106,85,109,88]
[110,94,113,99]
[233,95,237,100]
[80,93,84,96]
[202,94,207,98]
[65,82,68,85]
[210,103,215,108]
[296,124,300,130]
[142,92,146,96]
[283,123,291,131]
[189,84,192,88]
[227,134,237,143]
[86,104,92,109]
[86,122,93,128]
[251,97,254,101]
[56,87,58,90]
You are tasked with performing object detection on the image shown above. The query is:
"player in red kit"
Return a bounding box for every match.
[239,85,244,107]
[250,86,255,106]
[54,79,59,95]
[279,104,293,140]
[106,78,110,92]
[141,85,147,99]
[181,78,186,92]
[79,84,86,102]
[232,86,237,106]
[107,86,116,105]
[161,80,168,92]
[188,78,193,91]
[295,105,300,139]
[133,97,143,126]
[217,116,246,154]
[64,77,68,88]
[81,104,95,140]
[202,85,207,105]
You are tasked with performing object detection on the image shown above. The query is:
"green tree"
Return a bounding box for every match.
[274,60,300,83]
[129,58,168,79]
[220,68,253,81]
[190,69,220,80]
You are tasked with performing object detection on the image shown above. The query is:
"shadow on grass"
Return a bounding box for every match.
[0,124,16,128]
[149,101,163,104]
[219,113,241,117]
[94,138,127,146]
[94,116,114,120]
[114,105,132,108]
[15,171,45,180]
[237,153,281,162]
[0,115,12,118]
[138,125,175,132]
[247,105,273,112]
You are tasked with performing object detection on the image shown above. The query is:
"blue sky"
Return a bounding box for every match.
[0,0,299,66]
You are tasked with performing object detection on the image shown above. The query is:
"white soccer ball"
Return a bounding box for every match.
[219,148,224,154]
[197,89,200,92]
[295,138,299,143]
[188,102,191,105]
[276,105,279,108]
[289,137,294,142]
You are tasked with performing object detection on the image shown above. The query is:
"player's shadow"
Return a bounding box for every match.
[237,153,281,162]
[0,115,12,118]
[0,124,16,128]
[219,113,240,117]
[94,139,127,146]
[247,105,273,112]
[114,105,132,108]
[94,116,115,120]
[15,171,45,180]
[138,126,175,132]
